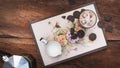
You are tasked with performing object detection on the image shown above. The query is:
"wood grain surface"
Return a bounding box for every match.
[0,0,120,68]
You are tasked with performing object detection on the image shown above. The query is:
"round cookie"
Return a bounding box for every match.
[89,33,97,41]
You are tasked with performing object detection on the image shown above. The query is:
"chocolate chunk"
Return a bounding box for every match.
[73,11,80,18]
[104,14,112,22]
[81,9,86,13]
[67,15,75,22]
[77,30,85,38]
[79,9,86,16]
[105,25,113,33]
[70,28,75,35]
[89,33,97,41]
[98,21,105,28]
[71,33,77,39]
[62,16,66,19]
[68,0,76,5]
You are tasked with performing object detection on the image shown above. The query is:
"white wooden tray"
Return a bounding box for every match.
[30,2,107,67]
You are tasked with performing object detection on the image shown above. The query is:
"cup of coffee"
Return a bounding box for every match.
[79,9,97,28]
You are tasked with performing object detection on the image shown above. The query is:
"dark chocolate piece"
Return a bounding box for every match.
[67,15,75,22]
[104,14,112,22]
[81,9,86,13]
[79,9,86,16]
[77,30,85,38]
[71,33,77,39]
[70,28,75,35]
[98,21,105,28]
[62,16,66,19]
[105,25,113,33]
[73,11,80,18]
[89,33,97,41]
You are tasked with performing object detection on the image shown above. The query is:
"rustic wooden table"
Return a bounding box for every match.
[0,0,120,68]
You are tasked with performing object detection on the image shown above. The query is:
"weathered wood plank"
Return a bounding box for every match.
[0,38,34,44]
